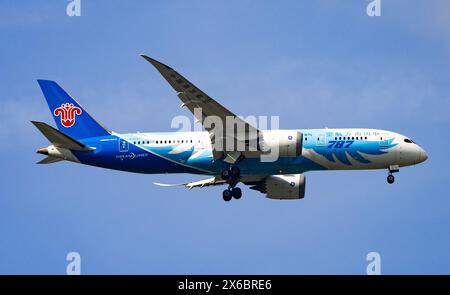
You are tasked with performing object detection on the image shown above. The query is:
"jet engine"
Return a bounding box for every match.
[259,130,303,157]
[250,174,306,199]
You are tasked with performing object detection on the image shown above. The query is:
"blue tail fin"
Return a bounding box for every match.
[37,80,110,139]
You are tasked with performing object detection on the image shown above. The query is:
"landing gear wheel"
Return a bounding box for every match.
[230,166,241,178]
[387,174,395,184]
[222,189,232,202]
[232,187,242,199]
[221,169,230,180]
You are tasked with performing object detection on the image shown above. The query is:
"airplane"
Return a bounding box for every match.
[32,55,428,202]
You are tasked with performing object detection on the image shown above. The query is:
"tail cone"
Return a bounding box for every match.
[37,147,49,155]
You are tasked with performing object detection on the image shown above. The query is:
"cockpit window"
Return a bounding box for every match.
[404,138,415,144]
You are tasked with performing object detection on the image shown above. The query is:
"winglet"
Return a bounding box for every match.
[140,54,174,70]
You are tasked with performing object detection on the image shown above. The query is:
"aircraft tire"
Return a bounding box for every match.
[221,169,230,180]
[232,187,242,199]
[230,166,240,178]
[387,174,395,184]
[223,189,232,201]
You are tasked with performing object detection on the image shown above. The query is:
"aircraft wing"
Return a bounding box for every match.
[141,55,261,163]
[154,177,225,189]
[154,176,265,189]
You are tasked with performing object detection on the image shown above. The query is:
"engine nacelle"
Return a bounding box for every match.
[250,174,306,200]
[259,130,303,157]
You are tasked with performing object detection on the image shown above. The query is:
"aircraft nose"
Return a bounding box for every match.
[417,146,428,164]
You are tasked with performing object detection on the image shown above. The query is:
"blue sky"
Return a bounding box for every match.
[0,0,449,274]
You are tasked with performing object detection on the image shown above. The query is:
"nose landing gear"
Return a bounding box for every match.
[221,166,242,201]
[387,165,399,184]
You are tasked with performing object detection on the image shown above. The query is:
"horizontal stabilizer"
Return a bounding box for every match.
[31,121,95,151]
[37,156,63,164]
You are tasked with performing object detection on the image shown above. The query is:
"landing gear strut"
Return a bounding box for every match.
[221,166,242,201]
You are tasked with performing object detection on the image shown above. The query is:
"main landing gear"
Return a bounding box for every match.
[387,165,399,184]
[222,187,242,202]
[221,166,242,202]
